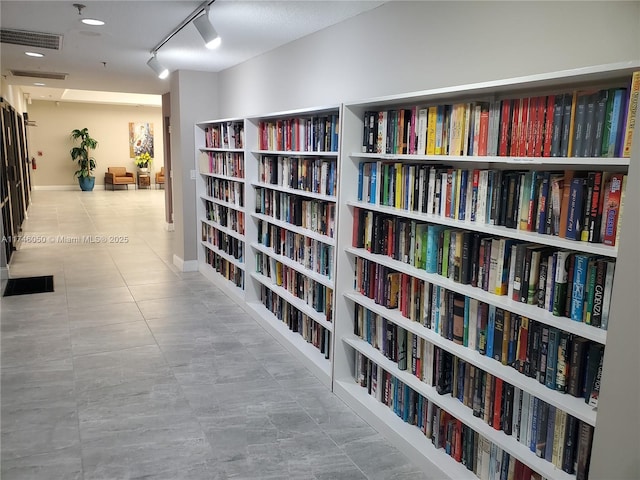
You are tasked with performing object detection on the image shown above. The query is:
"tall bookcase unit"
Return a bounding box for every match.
[333,63,639,480]
[195,118,247,302]
[243,107,341,388]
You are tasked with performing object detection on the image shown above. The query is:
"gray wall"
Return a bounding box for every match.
[170,70,218,267]
[217,1,640,118]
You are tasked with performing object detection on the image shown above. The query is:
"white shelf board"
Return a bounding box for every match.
[244,300,332,389]
[200,194,245,213]
[251,181,337,202]
[345,246,607,345]
[199,171,245,182]
[342,338,579,480]
[333,379,477,480]
[250,212,336,246]
[349,152,630,168]
[251,242,334,289]
[247,104,340,120]
[200,147,244,153]
[200,240,245,270]
[249,271,333,331]
[344,291,597,427]
[198,262,245,303]
[200,218,245,243]
[251,149,338,157]
[347,200,618,259]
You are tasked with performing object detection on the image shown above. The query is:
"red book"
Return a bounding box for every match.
[510,99,522,156]
[478,105,490,156]
[445,170,453,218]
[499,99,512,156]
[602,173,625,245]
[527,96,538,156]
[519,97,531,157]
[543,95,556,157]
[276,120,283,150]
[453,419,463,462]
[533,96,546,156]
[493,376,504,430]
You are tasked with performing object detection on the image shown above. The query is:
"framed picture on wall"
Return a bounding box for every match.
[129,122,154,158]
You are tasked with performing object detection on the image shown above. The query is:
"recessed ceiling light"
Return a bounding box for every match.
[25,52,44,57]
[33,82,46,86]
[81,18,105,26]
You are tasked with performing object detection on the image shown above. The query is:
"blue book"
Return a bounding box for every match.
[458,169,468,220]
[545,327,559,389]
[417,395,424,430]
[530,396,540,452]
[370,162,378,204]
[608,88,627,157]
[565,177,586,240]
[433,286,441,334]
[486,304,496,359]
[544,405,557,463]
[570,254,591,321]
[537,173,550,234]
[357,162,364,201]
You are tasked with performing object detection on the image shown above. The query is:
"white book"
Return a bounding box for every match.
[507,244,518,300]
[512,387,522,440]
[477,170,488,224]
[465,170,474,221]
[468,298,478,351]
[480,436,491,480]
[520,390,531,447]
[417,108,429,155]
[424,341,434,385]
[601,261,616,329]
[439,172,448,218]
[427,168,436,215]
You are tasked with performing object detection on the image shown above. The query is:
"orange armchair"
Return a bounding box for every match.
[155,166,165,188]
[105,167,135,190]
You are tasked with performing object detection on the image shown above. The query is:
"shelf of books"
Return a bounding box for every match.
[242,107,341,389]
[195,118,246,302]
[333,62,639,480]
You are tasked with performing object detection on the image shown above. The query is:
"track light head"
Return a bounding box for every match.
[193,12,221,49]
[147,55,169,79]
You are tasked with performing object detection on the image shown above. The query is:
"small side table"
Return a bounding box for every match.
[137,172,151,189]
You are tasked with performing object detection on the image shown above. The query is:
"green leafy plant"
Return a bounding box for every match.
[134,152,153,168]
[70,128,98,178]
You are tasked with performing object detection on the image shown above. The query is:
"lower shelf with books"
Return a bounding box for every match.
[198,260,245,304]
[244,300,332,388]
[201,245,245,293]
[333,378,477,480]
[344,337,583,480]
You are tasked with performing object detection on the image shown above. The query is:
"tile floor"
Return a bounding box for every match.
[1,190,431,480]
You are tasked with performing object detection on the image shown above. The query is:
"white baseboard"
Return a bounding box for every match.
[165,222,175,232]
[33,185,78,191]
[173,254,198,272]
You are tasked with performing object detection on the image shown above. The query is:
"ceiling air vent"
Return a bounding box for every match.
[0,29,63,50]
[10,70,68,80]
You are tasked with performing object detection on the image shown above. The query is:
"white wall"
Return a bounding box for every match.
[27,101,163,188]
[218,1,640,118]
[170,70,219,267]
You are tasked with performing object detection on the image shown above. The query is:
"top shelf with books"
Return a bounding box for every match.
[252,105,341,153]
[352,62,639,162]
[201,118,245,150]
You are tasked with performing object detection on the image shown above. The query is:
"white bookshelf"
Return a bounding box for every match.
[195,117,247,294]
[243,106,341,388]
[332,62,640,480]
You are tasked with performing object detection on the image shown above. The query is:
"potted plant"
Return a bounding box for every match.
[70,128,98,191]
[134,152,153,172]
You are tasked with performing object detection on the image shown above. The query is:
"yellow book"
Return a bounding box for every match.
[426,106,438,155]
[449,104,462,156]
[394,162,403,209]
[501,310,511,366]
[622,71,640,158]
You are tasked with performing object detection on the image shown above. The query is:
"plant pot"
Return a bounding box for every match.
[139,167,149,173]
[78,176,95,191]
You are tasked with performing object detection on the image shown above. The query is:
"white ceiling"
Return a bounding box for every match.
[0,1,385,105]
